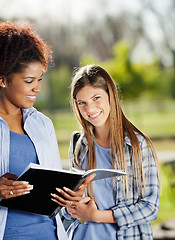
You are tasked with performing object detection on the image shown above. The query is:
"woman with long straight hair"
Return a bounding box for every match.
[63,64,160,240]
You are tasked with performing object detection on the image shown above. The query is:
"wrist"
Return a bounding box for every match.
[92,209,101,223]
[92,209,116,223]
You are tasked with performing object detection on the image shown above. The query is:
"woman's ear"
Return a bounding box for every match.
[0,76,6,88]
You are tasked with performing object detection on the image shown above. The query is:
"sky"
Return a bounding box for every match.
[0,0,172,65]
[0,0,169,30]
[0,0,143,24]
[0,0,169,22]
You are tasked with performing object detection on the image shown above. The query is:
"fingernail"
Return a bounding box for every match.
[24,191,30,194]
[23,181,29,185]
[27,185,33,190]
[56,188,61,192]
[63,187,69,191]
[51,198,56,202]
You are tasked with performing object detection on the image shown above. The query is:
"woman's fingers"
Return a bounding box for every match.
[0,173,33,199]
[1,174,31,188]
[81,174,95,186]
[75,174,95,198]
[51,193,75,207]
[51,174,95,207]
[56,187,82,201]
[79,196,91,204]
[0,183,33,199]
[3,172,18,180]
[4,189,32,199]
[51,191,79,208]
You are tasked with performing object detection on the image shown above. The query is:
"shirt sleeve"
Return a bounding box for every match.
[60,207,73,220]
[112,138,159,230]
[47,118,62,169]
[42,114,62,170]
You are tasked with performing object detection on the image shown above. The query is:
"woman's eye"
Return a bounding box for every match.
[94,96,100,101]
[25,78,42,84]
[77,101,86,106]
[25,80,33,84]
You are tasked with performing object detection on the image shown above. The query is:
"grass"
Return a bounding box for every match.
[46,99,175,159]
[122,99,175,139]
[152,162,175,226]
[44,99,175,225]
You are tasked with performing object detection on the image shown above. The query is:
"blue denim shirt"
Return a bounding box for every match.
[63,131,159,240]
[0,107,68,240]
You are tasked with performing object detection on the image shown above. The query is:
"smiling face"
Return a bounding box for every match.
[1,62,43,111]
[76,85,110,131]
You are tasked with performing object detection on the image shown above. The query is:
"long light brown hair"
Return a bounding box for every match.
[71,64,160,197]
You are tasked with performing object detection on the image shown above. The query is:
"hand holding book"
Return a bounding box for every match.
[0,163,126,218]
[0,172,33,200]
[51,173,95,208]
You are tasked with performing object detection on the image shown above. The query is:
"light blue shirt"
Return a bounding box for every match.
[72,141,118,240]
[0,107,67,240]
[64,132,159,240]
[3,131,57,240]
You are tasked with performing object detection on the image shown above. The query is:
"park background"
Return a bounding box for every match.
[1,0,175,235]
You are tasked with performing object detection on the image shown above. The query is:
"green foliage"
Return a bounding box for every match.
[80,41,175,102]
[47,65,72,110]
[80,55,99,67]
[169,70,175,98]
[100,41,145,99]
[36,41,175,110]
[153,162,175,225]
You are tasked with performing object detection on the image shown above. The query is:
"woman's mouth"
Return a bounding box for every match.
[26,95,36,102]
[88,111,102,119]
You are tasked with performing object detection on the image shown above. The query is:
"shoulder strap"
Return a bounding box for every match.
[72,132,81,154]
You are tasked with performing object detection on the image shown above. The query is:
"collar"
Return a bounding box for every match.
[22,107,37,122]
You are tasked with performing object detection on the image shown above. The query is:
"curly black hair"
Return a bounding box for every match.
[0,21,53,77]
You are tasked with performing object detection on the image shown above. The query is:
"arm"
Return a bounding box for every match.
[112,139,159,230]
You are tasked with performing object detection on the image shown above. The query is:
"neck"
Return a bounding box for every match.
[0,96,21,116]
[94,126,110,148]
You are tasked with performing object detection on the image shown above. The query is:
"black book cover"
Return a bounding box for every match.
[0,164,84,219]
[0,163,126,218]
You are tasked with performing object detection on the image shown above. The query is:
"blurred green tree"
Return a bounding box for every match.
[80,41,175,102]
[47,65,72,110]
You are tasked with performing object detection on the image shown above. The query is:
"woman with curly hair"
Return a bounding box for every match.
[0,21,89,240]
[63,64,160,240]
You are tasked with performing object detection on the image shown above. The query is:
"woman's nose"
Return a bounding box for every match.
[33,88,40,93]
[86,102,94,112]
[33,82,41,93]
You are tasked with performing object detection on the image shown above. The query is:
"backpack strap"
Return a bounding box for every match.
[72,132,81,154]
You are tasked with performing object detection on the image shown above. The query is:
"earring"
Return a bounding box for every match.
[2,85,5,88]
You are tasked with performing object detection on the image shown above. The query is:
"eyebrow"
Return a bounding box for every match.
[23,73,43,79]
[77,94,100,102]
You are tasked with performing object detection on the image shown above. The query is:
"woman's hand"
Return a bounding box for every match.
[0,173,33,199]
[51,174,95,207]
[67,197,98,222]
[67,197,116,223]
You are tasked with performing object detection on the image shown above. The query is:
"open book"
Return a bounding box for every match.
[0,163,126,218]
